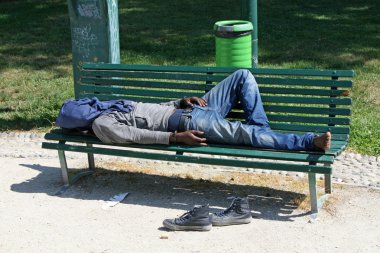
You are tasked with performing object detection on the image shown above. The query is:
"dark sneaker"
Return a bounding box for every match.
[163,205,212,231]
[211,197,252,226]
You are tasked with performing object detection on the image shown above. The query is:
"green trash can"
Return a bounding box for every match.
[214,20,253,68]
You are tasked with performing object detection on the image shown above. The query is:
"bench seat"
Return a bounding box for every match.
[43,129,347,168]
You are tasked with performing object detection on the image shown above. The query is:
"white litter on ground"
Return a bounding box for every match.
[101,192,129,210]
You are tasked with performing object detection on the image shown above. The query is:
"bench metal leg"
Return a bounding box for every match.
[308,172,318,214]
[55,142,96,195]
[324,173,332,194]
[308,162,332,217]
[58,149,69,186]
[87,143,96,171]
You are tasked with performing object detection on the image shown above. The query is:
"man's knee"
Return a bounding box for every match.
[233,69,252,79]
[232,69,256,87]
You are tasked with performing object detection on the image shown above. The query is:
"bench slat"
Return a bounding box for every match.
[270,123,349,134]
[79,86,351,105]
[81,76,352,89]
[81,78,207,91]
[254,87,348,97]
[81,70,220,82]
[79,85,203,99]
[81,94,172,103]
[262,96,351,105]
[80,78,350,97]
[228,112,350,125]
[83,63,355,77]
[267,112,351,125]
[263,105,351,116]
[267,115,350,125]
[233,105,351,116]
[255,78,352,88]
[81,70,353,86]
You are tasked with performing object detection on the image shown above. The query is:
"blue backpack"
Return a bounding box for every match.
[55,97,134,130]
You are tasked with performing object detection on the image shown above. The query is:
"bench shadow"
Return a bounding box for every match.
[12,163,309,222]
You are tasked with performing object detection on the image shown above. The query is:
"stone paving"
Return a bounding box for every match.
[1,132,379,189]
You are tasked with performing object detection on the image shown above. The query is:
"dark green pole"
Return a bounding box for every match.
[67,0,120,98]
[241,0,258,67]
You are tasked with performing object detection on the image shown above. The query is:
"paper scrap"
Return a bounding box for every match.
[101,192,129,210]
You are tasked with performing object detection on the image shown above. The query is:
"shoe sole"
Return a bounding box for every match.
[212,217,252,226]
[163,220,212,231]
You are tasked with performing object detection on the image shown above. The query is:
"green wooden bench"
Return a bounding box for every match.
[42,63,354,214]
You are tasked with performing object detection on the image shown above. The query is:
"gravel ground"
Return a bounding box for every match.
[1,132,379,189]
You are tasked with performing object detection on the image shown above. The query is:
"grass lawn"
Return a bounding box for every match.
[0,0,379,155]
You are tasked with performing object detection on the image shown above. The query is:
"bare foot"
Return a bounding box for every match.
[313,131,331,151]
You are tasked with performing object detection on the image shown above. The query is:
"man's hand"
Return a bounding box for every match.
[170,130,207,146]
[180,97,207,108]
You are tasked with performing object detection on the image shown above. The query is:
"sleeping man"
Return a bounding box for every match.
[91,69,331,151]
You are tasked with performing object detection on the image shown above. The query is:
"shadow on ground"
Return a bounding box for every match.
[12,163,308,222]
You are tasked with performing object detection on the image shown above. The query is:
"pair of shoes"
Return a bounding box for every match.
[162,197,252,231]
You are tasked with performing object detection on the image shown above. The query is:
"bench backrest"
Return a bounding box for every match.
[78,63,354,140]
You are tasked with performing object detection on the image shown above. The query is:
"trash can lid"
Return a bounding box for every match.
[214,20,253,32]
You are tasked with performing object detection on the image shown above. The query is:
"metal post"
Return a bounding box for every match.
[87,143,96,170]
[58,141,69,186]
[308,172,318,214]
[324,174,332,193]
[67,0,120,98]
[241,0,258,67]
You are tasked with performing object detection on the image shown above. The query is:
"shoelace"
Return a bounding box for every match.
[176,209,195,223]
[214,203,238,217]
